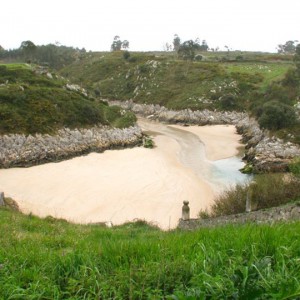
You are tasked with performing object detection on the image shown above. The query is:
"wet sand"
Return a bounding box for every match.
[0,120,243,229]
[170,124,242,161]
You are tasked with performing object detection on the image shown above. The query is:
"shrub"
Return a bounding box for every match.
[258,101,297,130]
[143,136,154,148]
[128,56,137,63]
[207,174,300,217]
[143,136,154,149]
[209,184,248,217]
[123,51,130,60]
[113,111,137,129]
[219,93,238,110]
[251,174,300,209]
[263,84,291,105]
[289,157,300,177]
[194,54,203,61]
[138,64,150,74]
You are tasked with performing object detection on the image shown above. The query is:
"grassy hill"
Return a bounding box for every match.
[60,51,292,111]
[0,63,136,135]
[0,206,300,299]
[60,51,300,144]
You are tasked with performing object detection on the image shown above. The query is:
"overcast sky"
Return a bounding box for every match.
[1,0,299,52]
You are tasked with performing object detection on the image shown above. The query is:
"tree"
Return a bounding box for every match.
[277,40,298,54]
[178,40,200,60]
[173,34,181,52]
[163,42,172,51]
[111,36,122,51]
[122,40,129,50]
[111,36,129,51]
[20,40,37,62]
[199,40,209,51]
[20,40,36,51]
[0,45,5,59]
[258,101,296,130]
[294,44,300,76]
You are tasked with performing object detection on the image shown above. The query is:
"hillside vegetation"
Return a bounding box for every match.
[0,206,300,299]
[60,50,299,143]
[0,63,136,135]
[60,51,291,110]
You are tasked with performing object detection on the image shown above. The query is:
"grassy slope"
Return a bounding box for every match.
[0,63,136,134]
[61,51,300,144]
[1,55,300,299]
[0,207,300,299]
[60,51,292,111]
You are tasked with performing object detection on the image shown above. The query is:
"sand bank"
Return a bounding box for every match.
[170,124,242,161]
[0,120,243,229]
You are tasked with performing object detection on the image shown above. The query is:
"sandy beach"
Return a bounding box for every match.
[0,120,243,229]
[170,124,242,161]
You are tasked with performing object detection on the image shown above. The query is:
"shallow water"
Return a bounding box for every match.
[139,119,251,192]
[210,157,251,189]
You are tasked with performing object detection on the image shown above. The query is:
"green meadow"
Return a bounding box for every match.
[0,207,300,299]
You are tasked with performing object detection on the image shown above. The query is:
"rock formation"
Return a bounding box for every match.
[108,100,300,173]
[0,125,142,168]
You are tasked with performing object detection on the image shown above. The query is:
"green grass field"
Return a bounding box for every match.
[224,62,291,91]
[1,207,300,299]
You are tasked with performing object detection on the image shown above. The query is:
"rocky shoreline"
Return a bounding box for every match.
[0,98,299,171]
[0,125,142,168]
[108,100,300,173]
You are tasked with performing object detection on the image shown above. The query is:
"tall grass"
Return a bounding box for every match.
[1,207,300,299]
[204,174,300,218]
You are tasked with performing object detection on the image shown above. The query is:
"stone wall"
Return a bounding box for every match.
[178,202,300,230]
[0,125,142,168]
[108,100,300,173]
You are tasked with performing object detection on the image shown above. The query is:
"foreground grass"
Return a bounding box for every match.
[0,208,300,299]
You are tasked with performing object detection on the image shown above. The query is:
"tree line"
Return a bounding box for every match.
[0,41,86,69]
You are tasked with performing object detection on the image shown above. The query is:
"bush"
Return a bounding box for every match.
[209,184,248,217]
[207,174,300,217]
[219,93,238,110]
[258,101,297,130]
[143,136,154,148]
[263,84,292,105]
[123,51,130,60]
[289,157,300,177]
[113,111,137,129]
[194,54,203,61]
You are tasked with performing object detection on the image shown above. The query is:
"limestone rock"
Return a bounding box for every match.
[0,125,142,168]
[108,100,300,173]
